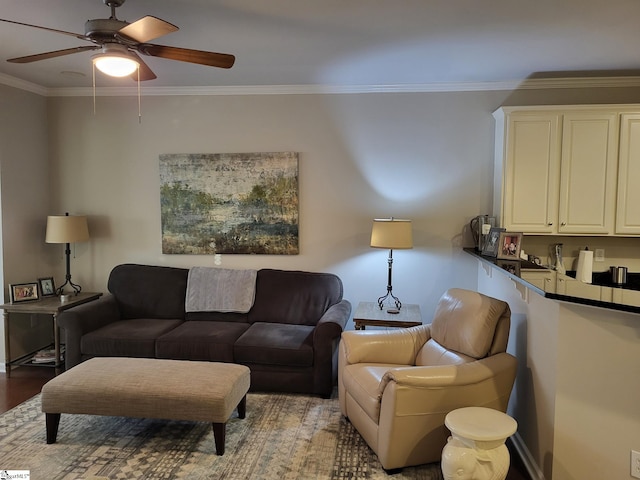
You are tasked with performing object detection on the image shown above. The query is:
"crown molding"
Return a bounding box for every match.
[0,73,48,96]
[2,74,640,97]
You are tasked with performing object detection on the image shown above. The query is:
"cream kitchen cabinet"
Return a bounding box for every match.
[521,269,556,293]
[558,112,618,234]
[494,110,561,233]
[615,113,640,234]
[556,274,610,301]
[611,287,640,307]
[494,107,619,235]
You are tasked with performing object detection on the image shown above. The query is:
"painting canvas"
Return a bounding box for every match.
[159,152,299,255]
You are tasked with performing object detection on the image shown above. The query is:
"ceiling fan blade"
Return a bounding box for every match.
[0,18,88,41]
[8,46,100,64]
[118,16,178,43]
[129,52,157,81]
[138,44,235,69]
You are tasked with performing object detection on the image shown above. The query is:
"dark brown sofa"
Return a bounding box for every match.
[57,263,352,397]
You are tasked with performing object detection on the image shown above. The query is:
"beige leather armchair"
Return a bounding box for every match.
[338,288,517,471]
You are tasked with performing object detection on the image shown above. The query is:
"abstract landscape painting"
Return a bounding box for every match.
[159,152,299,255]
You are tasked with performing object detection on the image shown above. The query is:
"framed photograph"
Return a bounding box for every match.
[481,227,505,257]
[38,277,56,297]
[497,231,523,260]
[497,259,521,276]
[9,282,40,303]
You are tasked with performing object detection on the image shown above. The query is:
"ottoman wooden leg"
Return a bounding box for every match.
[212,422,226,455]
[237,395,246,419]
[46,413,61,444]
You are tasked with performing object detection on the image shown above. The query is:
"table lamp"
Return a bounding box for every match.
[46,212,90,295]
[370,217,413,313]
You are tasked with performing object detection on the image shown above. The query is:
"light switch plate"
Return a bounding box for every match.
[632,450,640,479]
[595,249,605,262]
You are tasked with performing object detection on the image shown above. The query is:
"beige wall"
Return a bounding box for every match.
[0,84,50,288]
[553,302,640,480]
[0,84,53,361]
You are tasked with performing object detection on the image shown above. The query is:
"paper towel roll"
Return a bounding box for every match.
[576,249,593,283]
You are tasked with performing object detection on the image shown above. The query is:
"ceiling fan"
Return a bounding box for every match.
[0,0,235,81]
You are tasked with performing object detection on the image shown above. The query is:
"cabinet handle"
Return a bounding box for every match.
[561,222,566,226]
[548,222,553,226]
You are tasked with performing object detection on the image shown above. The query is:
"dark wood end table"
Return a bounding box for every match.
[353,301,422,330]
[2,292,102,376]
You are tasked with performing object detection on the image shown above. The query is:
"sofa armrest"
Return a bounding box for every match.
[58,294,121,333]
[340,324,431,366]
[57,294,121,368]
[313,299,352,343]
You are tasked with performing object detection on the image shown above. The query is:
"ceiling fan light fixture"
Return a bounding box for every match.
[92,44,138,77]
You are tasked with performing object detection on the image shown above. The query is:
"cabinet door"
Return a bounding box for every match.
[521,270,556,293]
[616,114,640,234]
[611,288,640,307]
[558,113,618,234]
[503,113,561,233]
[556,274,602,301]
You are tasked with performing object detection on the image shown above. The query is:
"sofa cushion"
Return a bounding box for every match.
[156,321,250,362]
[108,264,188,320]
[81,318,183,358]
[234,322,314,367]
[185,311,249,323]
[249,269,343,326]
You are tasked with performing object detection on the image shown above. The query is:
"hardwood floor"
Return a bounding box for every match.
[0,366,55,412]
[1,367,531,479]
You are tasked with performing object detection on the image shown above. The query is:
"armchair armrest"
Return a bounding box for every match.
[340,325,431,366]
[380,353,514,389]
[377,353,518,413]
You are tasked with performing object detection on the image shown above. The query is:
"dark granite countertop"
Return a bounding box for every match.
[464,248,640,315]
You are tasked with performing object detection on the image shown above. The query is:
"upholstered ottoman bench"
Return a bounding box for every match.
[41,357,250,455]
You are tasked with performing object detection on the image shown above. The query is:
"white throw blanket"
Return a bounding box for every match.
[186,267,258,313]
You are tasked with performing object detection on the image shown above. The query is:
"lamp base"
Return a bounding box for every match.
[377,290,402,311]
[56,242,82,296]
[377,248,402,311]
[56,278,82,296]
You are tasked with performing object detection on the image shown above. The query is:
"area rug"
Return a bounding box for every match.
[0,392,443,480]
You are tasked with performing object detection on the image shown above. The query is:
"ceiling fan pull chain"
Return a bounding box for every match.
[92,63,97,116]
[138,65,142,124]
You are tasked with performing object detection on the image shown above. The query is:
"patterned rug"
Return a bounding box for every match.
[0,392,443,480]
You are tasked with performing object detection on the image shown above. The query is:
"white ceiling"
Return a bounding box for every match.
[1,0,640,92]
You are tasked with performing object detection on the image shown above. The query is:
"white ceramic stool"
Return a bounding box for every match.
[441,407,517,480]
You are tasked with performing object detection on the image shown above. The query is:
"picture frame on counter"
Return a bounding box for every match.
[497,231,523,260]
[497,259,521,276]
[38,277,56,297]
[481,227,505,257]
[9,282,40,303]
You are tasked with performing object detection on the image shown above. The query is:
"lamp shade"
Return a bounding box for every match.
[46,215,90,244]
[370,218,413,249]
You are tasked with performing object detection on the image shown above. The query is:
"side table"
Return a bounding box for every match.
[2,292,102,376]
[353,301,422,330]
[442,407,518,480]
